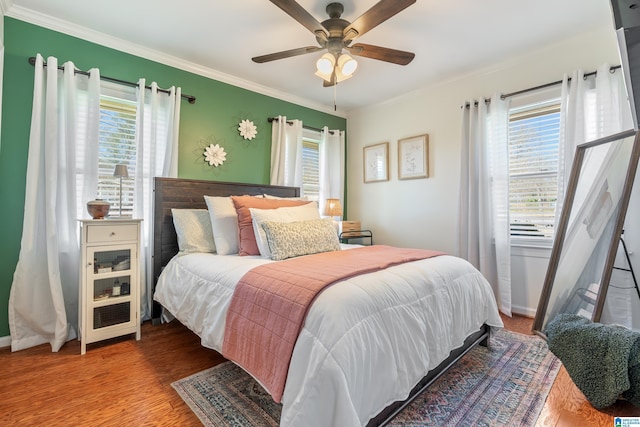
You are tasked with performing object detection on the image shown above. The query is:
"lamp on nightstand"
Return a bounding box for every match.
[113,164,129,217]
[324,198,342,234]
[324,198,343,220]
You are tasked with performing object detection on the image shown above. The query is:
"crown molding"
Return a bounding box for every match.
[5,4,347,118]
[0,0,11,16]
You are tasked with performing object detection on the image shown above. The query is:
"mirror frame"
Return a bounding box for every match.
[533,129,640,336]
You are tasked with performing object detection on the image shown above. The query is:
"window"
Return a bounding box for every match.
[98,96,137,216]
[302,130,321,202]
[508,100,561,241]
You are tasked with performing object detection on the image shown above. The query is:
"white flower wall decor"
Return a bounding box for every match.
[238,119,258,140]
[203,143,227,167]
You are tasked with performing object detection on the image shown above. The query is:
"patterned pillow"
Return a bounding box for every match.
[261,218,341,261]
[250,202,320,259]
[231,195,310,256]
[171,209,216,253]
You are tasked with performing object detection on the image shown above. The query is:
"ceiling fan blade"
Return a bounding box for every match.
[252,46,324,63]
[343,0,416,42]
[347,43,415,65]
[269,0,329,42]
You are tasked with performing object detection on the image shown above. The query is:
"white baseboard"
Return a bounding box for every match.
[0,335,11,349]
[511,305,536,318]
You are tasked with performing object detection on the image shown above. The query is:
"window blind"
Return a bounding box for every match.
[98,96,137,216]
[508,103,561,239]
[302,139,320,201]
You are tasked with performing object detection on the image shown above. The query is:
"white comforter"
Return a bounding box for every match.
[154,247,503,427]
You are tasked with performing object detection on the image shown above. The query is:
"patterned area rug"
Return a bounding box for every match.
[172,329,560,427]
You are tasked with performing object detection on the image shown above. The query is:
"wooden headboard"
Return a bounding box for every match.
[152,177,300,321]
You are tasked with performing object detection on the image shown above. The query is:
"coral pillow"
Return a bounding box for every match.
[231,195,310,256]
[204,194,263,255]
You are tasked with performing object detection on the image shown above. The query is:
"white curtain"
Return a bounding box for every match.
[134,79,181,321]
[270,116,303,189]
[556,64,633,326]
[556,64,633,223]
[458,93,512,315]
[9,54,100,351]
[318,127,345,216]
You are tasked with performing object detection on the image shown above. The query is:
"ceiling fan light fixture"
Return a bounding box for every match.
[316,53,335,75]
[254,0,417,90]
[315,69,333,82]
[336,70,353,83]
[338,54,358,76]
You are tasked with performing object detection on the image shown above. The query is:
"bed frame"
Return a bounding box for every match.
[152,177,301,320]
[152,176,489,427]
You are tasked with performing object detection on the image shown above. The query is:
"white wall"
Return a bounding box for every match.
[611,155,640,331]
[346,25,624,317]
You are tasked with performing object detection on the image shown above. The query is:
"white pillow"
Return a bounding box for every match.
[263,194,308,201]
[203,196,239,255]
[204,195,263,255]
[171,209,216,253]
[250,202,320,258]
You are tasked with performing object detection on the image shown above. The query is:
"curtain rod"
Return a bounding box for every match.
[28,56,196,104]
[464,64,621,108]
[268,116,336,135]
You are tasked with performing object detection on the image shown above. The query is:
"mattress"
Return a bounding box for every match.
[154,246,503,426]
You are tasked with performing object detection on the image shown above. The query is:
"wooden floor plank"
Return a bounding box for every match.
[499,314,640,427]
[0,321,219,426]
[0,315,638,426]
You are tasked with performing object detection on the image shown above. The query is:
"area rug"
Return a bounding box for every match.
[171,329,560,427]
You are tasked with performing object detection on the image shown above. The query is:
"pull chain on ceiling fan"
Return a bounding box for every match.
[252,0,416,87]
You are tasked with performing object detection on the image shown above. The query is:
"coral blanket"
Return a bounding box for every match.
[221,245,445,402]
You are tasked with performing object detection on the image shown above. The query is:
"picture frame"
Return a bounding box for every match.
[363,142,389,183]
[398,134,429,180]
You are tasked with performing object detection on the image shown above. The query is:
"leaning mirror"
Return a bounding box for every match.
[533,129,640,336]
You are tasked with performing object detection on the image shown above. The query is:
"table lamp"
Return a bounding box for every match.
[113,164,129,217]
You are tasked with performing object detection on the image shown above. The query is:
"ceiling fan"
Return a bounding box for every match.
[252,0,416,86]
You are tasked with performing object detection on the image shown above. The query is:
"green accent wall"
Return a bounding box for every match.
[0,17,346,338]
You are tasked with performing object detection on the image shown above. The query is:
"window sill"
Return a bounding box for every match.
[511,238,552,248]
[510,239,552,258]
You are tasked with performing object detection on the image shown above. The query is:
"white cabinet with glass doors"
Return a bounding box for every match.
[79,219,142,354]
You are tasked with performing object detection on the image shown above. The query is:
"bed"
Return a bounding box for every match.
[152,177,503,427]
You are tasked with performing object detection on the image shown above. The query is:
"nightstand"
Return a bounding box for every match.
[78,219,142,354]
[339,230,373,246]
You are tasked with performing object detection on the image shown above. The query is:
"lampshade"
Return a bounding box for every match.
[324,198,343,217]
[113,164,129,178]
[316,53,335,75]
[113,164,129,217]
[337,54,357,76]
[315,53,357,83]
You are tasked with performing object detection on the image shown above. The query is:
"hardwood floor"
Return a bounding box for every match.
[0,321,217,426]
[500,314,640,427]
[0,315,638,426]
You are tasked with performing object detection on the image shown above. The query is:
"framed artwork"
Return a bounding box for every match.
[398,134,429,180]
[363,142,389,183]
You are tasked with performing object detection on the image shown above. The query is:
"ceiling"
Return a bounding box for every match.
[5,0,614,115]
